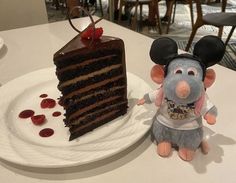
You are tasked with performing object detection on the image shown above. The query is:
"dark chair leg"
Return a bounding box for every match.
[118,0,123,23]
[132,2,139,31]
[139,4,143,31]
[156,1,162,35]
[225,26,235,45]
[172,0,177,24]
[166,0,175,34]
[188,0,194,29]
[98,0,103,17]
[169,0,194,29]
[218,26,223,38]
[185,25,201,51]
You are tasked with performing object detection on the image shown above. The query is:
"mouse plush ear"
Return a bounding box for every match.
[149,37,178,65]
[193,35,225,67]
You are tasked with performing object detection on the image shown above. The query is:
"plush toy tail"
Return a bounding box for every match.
[194,90,205,116]
[155,86,164,107]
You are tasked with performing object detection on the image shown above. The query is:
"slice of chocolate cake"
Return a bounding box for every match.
[53,35,128,141]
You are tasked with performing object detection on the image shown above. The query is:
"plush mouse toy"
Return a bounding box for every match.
[138,35,225,161]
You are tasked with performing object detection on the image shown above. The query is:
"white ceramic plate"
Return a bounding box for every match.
[0,67,154,168]
[0,37,3,50]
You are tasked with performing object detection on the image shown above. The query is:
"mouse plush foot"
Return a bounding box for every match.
[157,141,172,157]
[178,148,195,161]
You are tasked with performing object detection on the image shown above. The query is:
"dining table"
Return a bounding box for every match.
[0,16,236,183]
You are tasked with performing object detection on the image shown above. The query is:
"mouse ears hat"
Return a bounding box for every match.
[149,35,225,68]
[193,35,225,67]
[149,37,178,65]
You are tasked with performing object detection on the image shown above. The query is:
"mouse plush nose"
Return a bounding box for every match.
[175,80,190,99]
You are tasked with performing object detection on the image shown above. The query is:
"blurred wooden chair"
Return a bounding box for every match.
[87,0,103,17]
[66,0,103,18]
[66,0,80,17]
[118,0,162,34]
[52,0,60,10]
[185,0,236,51]
[165,0,194,34]
[51,0,67,11]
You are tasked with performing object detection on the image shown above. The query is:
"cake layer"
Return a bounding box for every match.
[56,54,119,82]
[67,97,127,123]
[66,98,127,125]
[69,107,127,141]
[64,86,125,109]
[64,85,126,107]
[59,67,124,96]
[62,76,126,105]
[65,87,126,117]
[58,64,122,89]
[66,101,128,127]
[68,95,121,120]
[57,54,117,73]
[55,47,122,69]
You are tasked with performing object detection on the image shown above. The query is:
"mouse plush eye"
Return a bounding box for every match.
[174,68,183,74]
[187,68,197,76]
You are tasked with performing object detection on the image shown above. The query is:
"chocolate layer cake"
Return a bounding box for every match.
[53,35,128,141]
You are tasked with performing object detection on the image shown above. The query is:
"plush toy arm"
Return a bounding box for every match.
[137,98,146,105]
[200,93,218,125]
[137,93,152,105]
[204,106,217,125]
[137,90,159,105]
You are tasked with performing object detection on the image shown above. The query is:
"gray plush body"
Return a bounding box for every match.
[152,120,203,150]
[144,89,213,151]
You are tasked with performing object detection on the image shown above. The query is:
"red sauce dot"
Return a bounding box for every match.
[19,110,35,119]
[52,111,61,117]
[39,94,48,98]
[40,98,56,108]
[31,114,46,125]
[39,128,54,137]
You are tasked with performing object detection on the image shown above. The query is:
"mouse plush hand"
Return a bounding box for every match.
[204,113,216,125]
[138,36,225,161]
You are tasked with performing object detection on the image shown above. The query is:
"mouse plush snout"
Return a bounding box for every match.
[175,80,190,99]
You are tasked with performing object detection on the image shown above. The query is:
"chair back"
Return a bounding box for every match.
[195,0,203,20]
[195,0,227,21]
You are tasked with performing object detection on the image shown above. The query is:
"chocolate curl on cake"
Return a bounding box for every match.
[68,6,103,43]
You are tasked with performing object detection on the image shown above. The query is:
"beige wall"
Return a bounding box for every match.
[0,0,48,31]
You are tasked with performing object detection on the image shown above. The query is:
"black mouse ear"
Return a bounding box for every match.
[149,37,178,65]
[193,35,225,67]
